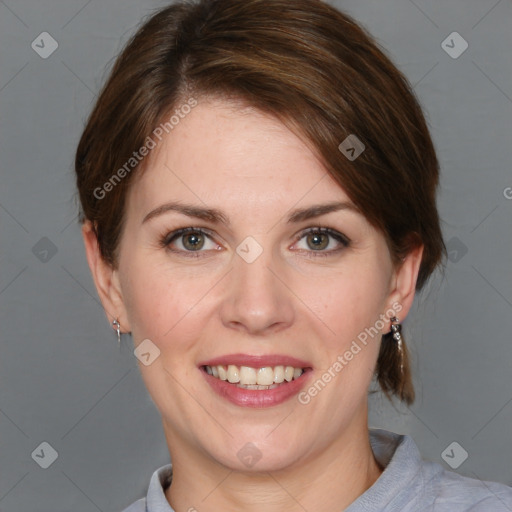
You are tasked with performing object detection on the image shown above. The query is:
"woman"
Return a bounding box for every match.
[75,0,512,510]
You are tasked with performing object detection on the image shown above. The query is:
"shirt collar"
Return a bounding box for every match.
[145,428,422,511]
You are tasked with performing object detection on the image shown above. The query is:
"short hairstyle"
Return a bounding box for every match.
[75,0,447,405]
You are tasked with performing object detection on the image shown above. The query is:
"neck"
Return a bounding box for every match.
[164,419,383,512]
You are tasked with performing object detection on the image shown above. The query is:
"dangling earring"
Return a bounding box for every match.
[112,318,121,345]
[390,317,404,375]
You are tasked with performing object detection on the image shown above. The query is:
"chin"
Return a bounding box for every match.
[203,431,306,473]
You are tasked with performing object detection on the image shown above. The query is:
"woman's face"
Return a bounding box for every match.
[86,98,420,472]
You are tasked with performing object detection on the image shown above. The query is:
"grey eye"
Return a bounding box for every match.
[306,232,329,250]
[181,232,205,251]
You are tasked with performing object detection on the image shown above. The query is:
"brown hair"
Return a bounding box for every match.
[75,0,446,406]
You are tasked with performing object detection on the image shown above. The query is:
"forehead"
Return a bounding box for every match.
[126,98,351,218]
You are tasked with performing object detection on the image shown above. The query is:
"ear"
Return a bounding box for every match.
[81,220,131,333]
[383,243,424,331]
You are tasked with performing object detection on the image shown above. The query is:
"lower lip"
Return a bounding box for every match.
[201,369,312,408]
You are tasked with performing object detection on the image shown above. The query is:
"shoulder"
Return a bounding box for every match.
[118,463,173,512]
[427,464,512,511]
[367,429,512,511]
[119,497,146,512]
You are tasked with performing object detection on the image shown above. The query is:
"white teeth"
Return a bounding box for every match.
[239,366,257,385]
[274,365,285,383]
[257,367,274,386]
[205,364,304,386]
[239,384,274,390]
[217,365,227,380]
[227,365,240,383]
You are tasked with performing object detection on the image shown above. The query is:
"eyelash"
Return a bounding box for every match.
[159,226,350,259]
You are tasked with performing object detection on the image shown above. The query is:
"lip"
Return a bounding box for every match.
[201,369,312,408]
[198,353,313,408]
[198,353,312,369]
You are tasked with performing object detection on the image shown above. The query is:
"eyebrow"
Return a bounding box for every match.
[141,200,360,226]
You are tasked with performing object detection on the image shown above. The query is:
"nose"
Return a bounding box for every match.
[219,243,295,336]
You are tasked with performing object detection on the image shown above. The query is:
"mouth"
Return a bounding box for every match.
[198,355,313,408]
[201,364,307,390]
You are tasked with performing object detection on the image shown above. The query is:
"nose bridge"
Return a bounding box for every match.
[220,236,294,333]
[235,240,275,292]
[233,236,281,303]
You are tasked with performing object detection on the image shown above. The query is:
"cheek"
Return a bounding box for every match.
[300,261,390,350]
[120,255,219,347]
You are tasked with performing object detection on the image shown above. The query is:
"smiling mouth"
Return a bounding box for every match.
[201,364,308,390]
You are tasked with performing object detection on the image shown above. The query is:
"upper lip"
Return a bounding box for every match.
[199,353,312,369]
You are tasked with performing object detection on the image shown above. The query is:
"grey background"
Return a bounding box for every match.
[1,0,511,510]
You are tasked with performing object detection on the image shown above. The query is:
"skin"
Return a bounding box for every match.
[83,97,423,512]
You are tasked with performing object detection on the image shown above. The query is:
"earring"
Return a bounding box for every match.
[112,318,121,345]
[390,316,404,375]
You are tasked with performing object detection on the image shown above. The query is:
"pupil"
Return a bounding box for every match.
[184,233,204,250]
[308,233,328,250]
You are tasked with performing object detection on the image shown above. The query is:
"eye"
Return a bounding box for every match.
[159,226,349,258]
[160,227,221,256]
[292,227,350,256]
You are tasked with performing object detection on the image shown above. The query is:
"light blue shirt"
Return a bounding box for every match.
[121,428,512,511]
